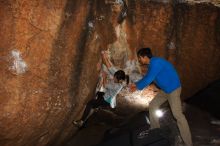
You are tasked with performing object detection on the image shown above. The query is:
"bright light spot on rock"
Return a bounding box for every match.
[120,85,157,107]
[155,109,163,118]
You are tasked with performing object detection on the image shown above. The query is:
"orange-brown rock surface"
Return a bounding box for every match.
[0,0,220,146]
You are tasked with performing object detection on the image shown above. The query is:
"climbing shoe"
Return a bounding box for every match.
[72,120,84,128]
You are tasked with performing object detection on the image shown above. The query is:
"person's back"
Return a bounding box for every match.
[150,57,181,93]
[104,79,124,108]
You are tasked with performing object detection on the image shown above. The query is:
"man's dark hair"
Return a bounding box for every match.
[137,48,153,59]
[114,70,129,84]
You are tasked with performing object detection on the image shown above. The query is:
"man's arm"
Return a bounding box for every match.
[135,60,162,90]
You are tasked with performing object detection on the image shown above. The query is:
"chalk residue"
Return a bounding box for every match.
[115,0,124,5]
[10,50,28,75]
[120,86,157,107]
[88,21,94,29]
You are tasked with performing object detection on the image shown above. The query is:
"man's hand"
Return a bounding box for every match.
[129,83,137,92]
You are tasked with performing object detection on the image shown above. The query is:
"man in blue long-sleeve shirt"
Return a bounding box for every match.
[130,48,192,146]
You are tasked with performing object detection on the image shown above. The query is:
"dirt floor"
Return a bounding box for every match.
[65,104,220,146]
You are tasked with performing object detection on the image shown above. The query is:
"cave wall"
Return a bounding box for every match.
[0,0,220,146]
[174,3,220,97]
[0,0,102,146]
[125,1,220,97]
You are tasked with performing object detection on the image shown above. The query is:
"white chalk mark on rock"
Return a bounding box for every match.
[10,49,28,75]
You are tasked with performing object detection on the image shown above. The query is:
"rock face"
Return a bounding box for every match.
[0,0,219,146]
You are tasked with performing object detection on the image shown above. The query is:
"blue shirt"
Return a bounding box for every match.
[135,57,181,93]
